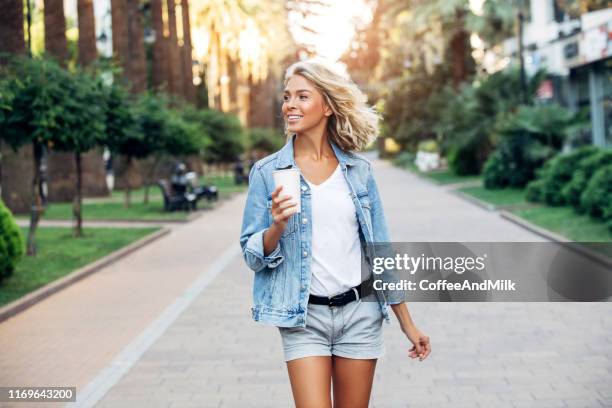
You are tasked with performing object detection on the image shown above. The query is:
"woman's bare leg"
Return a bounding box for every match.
[286,356,333,408]
[331,356,377,408]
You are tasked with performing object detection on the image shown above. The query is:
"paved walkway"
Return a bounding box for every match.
[0,157,610,408]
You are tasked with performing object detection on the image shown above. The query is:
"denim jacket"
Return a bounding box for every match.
[239,134,402,328]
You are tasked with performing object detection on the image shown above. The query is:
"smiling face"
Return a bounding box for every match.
[282,74,332,136]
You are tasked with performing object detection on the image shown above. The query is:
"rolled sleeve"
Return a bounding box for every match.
[244,228,284,271]
[239,165,285,273]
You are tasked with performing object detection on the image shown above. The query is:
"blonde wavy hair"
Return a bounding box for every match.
[283,60,380,152]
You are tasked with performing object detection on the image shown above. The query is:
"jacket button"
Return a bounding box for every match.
[302,218,307,224]
[302,251,308,257]
[301,185,307,191]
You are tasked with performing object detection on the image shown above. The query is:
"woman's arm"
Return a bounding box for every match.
[391,302,431,361]
[239,166,297,271]
[239,166,284,272]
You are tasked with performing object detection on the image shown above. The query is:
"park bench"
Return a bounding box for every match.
[157,179,197,212]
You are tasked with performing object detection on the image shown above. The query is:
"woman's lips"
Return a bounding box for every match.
[287,114,303,123]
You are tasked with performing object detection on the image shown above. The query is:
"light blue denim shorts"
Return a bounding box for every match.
[277,296,385,362]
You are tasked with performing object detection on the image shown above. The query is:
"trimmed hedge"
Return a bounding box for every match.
[0,200,24,282]
[580,163,612,220]
[525,146,599,206]
[483,133,553,189]
[562,149,612,211]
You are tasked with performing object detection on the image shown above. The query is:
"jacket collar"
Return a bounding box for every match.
[275,133,356,169]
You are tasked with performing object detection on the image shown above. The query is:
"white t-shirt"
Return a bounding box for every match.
[305,164,363,297]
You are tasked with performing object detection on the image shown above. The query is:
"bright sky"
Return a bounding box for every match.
[288,0,373,62]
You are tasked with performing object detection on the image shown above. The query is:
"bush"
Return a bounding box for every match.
[417,139,439,153]
[0,200,24,282]
[525,146,599,205]
[482,105,576,189]
[447,135,488,175]
[483,133,554,189]
[562,149,612,211]
[580,164,612,220]
[393,151,416,168]
[247,128,285,155]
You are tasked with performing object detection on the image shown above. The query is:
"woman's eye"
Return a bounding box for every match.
[299,95,308,100]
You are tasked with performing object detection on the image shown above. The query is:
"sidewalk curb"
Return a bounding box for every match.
[499,210,612,269]
[450,189,496,211]
[0,227,171,324]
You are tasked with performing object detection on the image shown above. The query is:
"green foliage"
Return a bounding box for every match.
[525,146,599,206]
[0,55,105,154]
[102,81,140,155]
[483,104,576,188]
[580,164,612,220]
[392,151,416,168]
[196,109,245,162]
[563,149,612,211]
[382,65,440,151]
[0,200,24,282]
[247,128,285,154]
[385,66,546,176]
[417,139,439,153]
[483,133,553,189]
[164,108,203,156]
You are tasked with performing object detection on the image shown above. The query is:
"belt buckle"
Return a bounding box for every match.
[328,292,346,307]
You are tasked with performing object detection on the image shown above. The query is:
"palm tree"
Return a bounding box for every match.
[127,0,147,93]
[150,0,168,90]
[44,0,68,64]
[111,0,146,93]
[0,0,25,61]
[77,0,97,65]
[181,0,195,103]
[111,0,128,74]
[166,0,181,96]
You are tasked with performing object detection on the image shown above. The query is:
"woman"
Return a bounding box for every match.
[239,60,431,407]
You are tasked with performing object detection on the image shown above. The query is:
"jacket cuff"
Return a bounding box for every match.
[245,228,284,270]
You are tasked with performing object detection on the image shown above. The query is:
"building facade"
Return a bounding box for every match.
[503,1,611,147]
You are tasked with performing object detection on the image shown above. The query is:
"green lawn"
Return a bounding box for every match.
[0,227,160,307]
[511,206,612,242]
[458,186,527,207]
[393,161,481,185]
[41,201,196,221]
[421,169,481,185]
[14,174,246,222]
[110,174,247,201]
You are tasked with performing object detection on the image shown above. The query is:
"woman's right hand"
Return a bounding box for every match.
[270,185,298,233]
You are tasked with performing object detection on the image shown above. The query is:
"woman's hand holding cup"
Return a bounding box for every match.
[270,185,298,233]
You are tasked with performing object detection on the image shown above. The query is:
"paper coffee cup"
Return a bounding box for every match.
[272,168,301,214]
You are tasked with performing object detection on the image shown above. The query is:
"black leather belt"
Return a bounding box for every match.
[308,279,372,307]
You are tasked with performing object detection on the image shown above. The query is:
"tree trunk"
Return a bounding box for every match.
[27,142,44,256]
[166,0,181,96]
[181,0,194,102]
[44,0,68,64]
[0,0,26,64]
[111,0,129,77]
[77,0,97,66]
[73,152,83,237]
[143,155,162,204]
[111,0,146,93]
[150,0,168,90]
[126,0,147,93]
[450,8,474,88]
[124,156,132,208]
